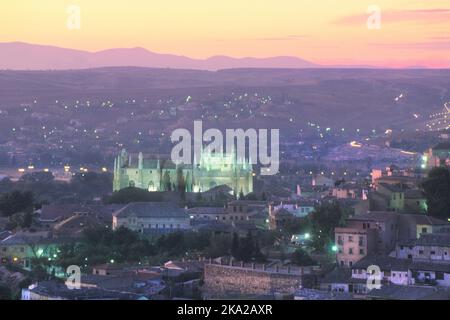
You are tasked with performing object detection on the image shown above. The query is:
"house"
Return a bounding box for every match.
[268,208,295,231]
[188,206,249,224]
[319,268,352,293]
[351,255,414,288]
[0,232,64,269]
[423,142,450,169]
[345,212,398,255]
[112,202,191,234]
[413,233,450,263]
[410,261,450,286]
[52,213,104,238]
[330,184,359,199]
[335,227,376,267]
[270,200,317,218]
[39,204,124,227]
[312,175,334,187]
[373,183,426,213]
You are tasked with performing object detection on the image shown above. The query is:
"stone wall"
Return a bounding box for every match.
[203,262,313,298]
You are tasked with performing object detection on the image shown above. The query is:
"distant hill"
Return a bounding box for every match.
[0,42,317,70]
[0,67,449,133]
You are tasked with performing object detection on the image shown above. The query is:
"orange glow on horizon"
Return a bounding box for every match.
[1,0,450,67]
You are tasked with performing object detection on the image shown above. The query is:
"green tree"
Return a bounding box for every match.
[0,191,34,217]
[231,232,239,258]
[19,171,54,184]
[177,167,186,200]
[108,187,162,204]
[290,249,316,266]
[308,202,348,252]
[421,167,450,220]
[0,285,12,300]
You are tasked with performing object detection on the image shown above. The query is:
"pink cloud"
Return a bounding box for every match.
[370,41,450,50]
[335,8,450,25]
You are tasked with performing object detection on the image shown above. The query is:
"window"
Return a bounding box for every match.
[359,249,364,255]
[419,250,424,255]
[348,236,353,242]
[436,272,444,280]
[431,251,436,255]
[337,236,343,245]
[359,236,364,246]
[349,261,353,267]
[349,248,353,255]
[422,227,427,234]
[363,223,366,229]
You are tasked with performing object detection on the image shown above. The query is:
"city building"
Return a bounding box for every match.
[335,227,376,267]
[112,202,191,234]
[113,148,253,195]
[0,232,64,269]
[423,142,450,169]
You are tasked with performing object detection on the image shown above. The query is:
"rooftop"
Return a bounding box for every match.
[368,285,449,300]
[347,211,397,222]
[352,255,412,272]
[432,142,450,150]
[416,233,450,247]
[113,202,189,219]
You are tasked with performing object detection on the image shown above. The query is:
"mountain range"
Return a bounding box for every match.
[0,42,318,71]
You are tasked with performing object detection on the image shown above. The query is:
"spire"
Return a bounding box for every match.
[138,152,143,170]
[117,154,122,168]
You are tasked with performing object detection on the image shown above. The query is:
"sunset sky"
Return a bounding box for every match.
[2,0,450,67]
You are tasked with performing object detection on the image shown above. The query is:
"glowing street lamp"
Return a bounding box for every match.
[331,245,338,252]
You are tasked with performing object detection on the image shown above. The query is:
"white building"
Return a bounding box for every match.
[112,202,191,234]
